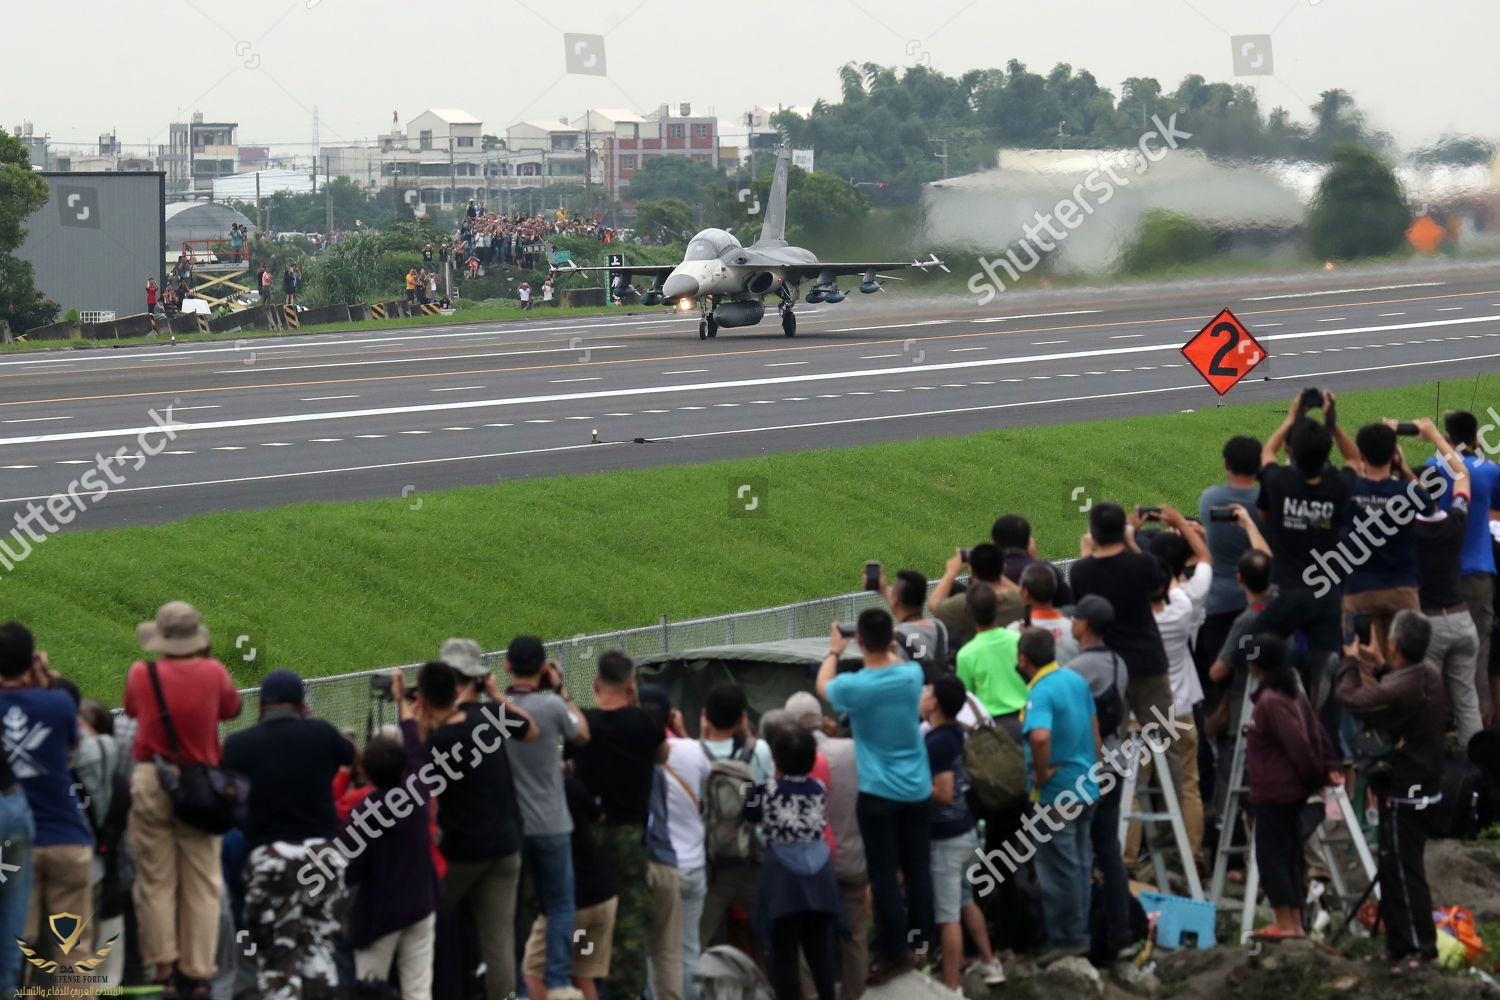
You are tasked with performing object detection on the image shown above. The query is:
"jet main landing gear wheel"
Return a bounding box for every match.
[698,320,708,340]
[782,309,796,337]
[707,315,719,338]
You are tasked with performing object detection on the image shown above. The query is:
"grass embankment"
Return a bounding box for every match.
[7,375,1492,700]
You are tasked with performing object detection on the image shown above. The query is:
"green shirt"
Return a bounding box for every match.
[957,627,1025,716]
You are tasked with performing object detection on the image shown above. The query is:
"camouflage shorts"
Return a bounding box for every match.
[243,840,347,1000]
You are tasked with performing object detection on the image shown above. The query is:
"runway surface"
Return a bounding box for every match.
[3,261,1499,529]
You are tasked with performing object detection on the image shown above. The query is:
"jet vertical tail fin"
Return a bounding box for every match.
[755,147,792,246]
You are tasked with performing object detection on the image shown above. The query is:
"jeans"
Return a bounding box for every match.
[856,793,933,964]
[524,834,576,988]
[1033,799,1096,951]
[0,789,34,997]
[678,867,707,1000]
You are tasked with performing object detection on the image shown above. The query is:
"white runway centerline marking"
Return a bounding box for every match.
[429,386,486,392]
[301,395,361,401]
[971,310,1101,322]
[549,377,602,384]
[2,416,71,424]
[1243,282,1443,301]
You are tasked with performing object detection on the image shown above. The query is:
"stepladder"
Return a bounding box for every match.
[1208,676,1379,942]
[1117,725,1205,902]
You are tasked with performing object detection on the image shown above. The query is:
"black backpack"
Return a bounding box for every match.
[1427,758,1490,840]
[1094,652,1126,740]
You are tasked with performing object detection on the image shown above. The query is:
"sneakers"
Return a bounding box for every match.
[969,959,1006,984]
[546,988,586,1000]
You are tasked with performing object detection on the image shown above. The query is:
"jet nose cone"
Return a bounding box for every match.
[663,273,699,301]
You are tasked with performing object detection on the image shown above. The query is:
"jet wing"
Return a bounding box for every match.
[779,261,931,283]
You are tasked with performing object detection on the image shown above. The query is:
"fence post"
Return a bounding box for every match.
[659,614,669,654]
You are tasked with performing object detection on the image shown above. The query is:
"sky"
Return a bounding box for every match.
[7,0,1496,157]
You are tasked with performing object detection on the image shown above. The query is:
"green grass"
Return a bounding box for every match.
[6,374,1494,701]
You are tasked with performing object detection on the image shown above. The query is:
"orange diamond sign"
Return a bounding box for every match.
[1181,308,1267,396]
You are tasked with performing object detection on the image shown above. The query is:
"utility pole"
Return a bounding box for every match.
[255,171,262,232]
[449,134,456,212]
[584,109,593,219]
[311,105,319,194]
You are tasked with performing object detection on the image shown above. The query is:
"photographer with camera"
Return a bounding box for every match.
[1403,418,1482,743]
[1333,610,1447,975]
[1331,418,1437,658]
[1423,411,1500,726]
[818,610,932,986]
[1254,390,1351,699]
[930,545,1025,648]
[1197,437,1265,678]
[503,638,591,1000]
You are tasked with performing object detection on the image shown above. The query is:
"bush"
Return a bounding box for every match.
[1118,210,1219,274]
[454,297,520,312]
[1305,144,1411,261]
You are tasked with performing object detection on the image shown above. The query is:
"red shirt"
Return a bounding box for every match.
[123,657,241,765]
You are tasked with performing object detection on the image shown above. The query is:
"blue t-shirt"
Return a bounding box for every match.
[0,689,92,847]
[1198,483,1262,615]
[1341,470,1433,593]
[924,723,973,840]
[1021,667,1099,807]
[825,662,930,803]
[1427,454,1500,575]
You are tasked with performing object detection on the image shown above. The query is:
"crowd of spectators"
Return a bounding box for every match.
[0,393,1494,998]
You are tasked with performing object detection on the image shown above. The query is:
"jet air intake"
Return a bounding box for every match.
[714,301,766,328]
[743,271,783,295]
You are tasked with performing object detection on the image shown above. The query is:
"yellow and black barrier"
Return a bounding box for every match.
[371,303,386,319]
[197,315,209,332]
[420,303,441,316]
[283,305,299,329]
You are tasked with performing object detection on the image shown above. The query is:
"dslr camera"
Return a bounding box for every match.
[371,673,394,702]
[1299,386,1324,412]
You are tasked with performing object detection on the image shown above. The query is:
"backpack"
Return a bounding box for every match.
[1094,652,1126,740]
[899,620,952,680]
[700,738,761,864]
[1426,758,1490,840]
[961,695,1027,814]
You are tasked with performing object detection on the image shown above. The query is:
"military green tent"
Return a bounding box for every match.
[635,638,862,736]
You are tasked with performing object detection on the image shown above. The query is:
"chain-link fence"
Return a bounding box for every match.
[226,558,1079,739]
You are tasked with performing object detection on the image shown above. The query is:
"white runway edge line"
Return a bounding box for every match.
[6,350,1498,505]
[1242,282,1444,301]
[2,313,1495,452]
[211,344,628,375]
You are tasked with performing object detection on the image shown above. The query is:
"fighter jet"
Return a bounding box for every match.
[555,148,946,339]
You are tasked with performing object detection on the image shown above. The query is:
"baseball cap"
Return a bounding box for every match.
[440,638,488,679]
[784,691,824,732]
[260,669,304,706]
[1072,595,1116,630]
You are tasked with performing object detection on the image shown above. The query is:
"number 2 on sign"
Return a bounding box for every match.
[1208,322,1239,376]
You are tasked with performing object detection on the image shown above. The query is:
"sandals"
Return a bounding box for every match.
[1388,956,1439,977]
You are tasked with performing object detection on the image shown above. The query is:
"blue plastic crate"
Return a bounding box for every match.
[1139,891,1217,949]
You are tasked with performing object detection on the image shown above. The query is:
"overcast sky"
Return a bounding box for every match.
[8,0,1495,156]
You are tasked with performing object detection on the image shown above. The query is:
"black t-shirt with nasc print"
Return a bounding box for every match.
[1257,462,1350,590]
[428,708,524,862]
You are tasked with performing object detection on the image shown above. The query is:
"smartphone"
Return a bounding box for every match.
[836,624,857,638]
[1208,505,1236,523]
[1353,613,1373,645]
[959,548,972,564]
[1138,506,1162,520]
[1394,422,1420,437]
[863,561,881,591]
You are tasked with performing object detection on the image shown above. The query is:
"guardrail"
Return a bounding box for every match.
[223,559,1079,737]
